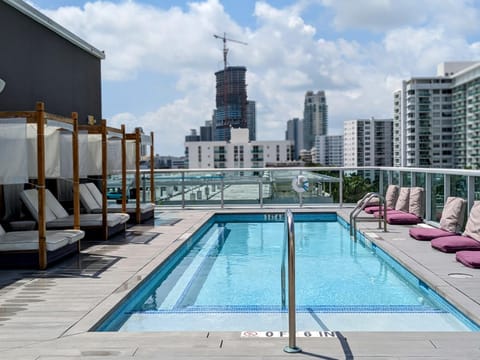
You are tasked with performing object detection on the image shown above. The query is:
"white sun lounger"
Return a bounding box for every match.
[0,224,84,268]
[79,183,155,223]
[20,188,129,238]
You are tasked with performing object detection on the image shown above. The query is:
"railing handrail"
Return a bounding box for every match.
[139,165,480,177]
[283,209,301,353]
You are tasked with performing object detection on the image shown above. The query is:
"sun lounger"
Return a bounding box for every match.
[431,200,480,253]
[20,188,129,239]
[79,183,155,223]
[456,251,480,268]
[409,197,466,240]
[0,224,84,268]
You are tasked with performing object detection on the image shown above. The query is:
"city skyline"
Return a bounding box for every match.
[30,0,480,156]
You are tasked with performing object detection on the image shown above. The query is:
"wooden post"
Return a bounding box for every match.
[135,128,141,224]
[121,125,127,213]
[150,131,155,204]
[72,113,81,252]
[36,102,47,270]
[101,120,108,240]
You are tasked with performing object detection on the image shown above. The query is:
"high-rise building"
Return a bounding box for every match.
[303,90,328,151]
[344,118,393,171]
[213,66,248,141]
[313,135,344,166]
[394,61,480,169]
[246,100,256,141]
[285,118,303,160]
[200,120,213,141]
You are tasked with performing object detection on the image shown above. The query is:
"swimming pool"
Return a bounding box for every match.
[96,213,479,332]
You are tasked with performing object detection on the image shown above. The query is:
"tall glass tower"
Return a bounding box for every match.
[303,90,328,151]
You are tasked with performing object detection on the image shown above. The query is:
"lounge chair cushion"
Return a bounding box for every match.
[0,228,84,252]
[395,187,410,212]
[386,210,422,225]
[82,182,155,215]
[408,187,424,218]
[20,189,57,223]
[385,185,399,209]
[431,235,480,253]
[21,189,129,228]
[45,190,70,219]
[409,227,454,241]
[440,197,466,233]
[456,251,480,268]
[79,183,102,212]
[463,201,480,242]
[364,204,388,214]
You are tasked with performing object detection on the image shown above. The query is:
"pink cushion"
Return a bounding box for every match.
[386,211,422,225]
[367,206,393,215]
[456,251,480,268]
[431,235,480,253]
[372,208,397,218]
[409,227,454,241]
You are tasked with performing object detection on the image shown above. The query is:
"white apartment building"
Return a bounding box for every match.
[344,118,393,169]
[395,61,480,168]
[312,135,344,166]
[185,128,294,169]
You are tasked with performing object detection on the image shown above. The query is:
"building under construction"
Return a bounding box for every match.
[213,66,248,141]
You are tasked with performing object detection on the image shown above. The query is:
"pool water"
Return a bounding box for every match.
[97,213,479,332]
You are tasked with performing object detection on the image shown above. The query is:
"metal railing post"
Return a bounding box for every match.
[181,172,185,209]
[221,172,224,208]
[339,170,344,207]
[259,176,263,208]
[284,209,301,354]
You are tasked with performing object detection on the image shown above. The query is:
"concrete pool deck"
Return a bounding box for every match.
[0,207,480,359]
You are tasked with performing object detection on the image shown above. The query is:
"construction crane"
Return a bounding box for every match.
[213,32,247,69]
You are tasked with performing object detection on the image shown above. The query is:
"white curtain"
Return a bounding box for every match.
[85,134,102,175]
[107,137,122,174]
[126,140,136,171]
[0,119,28,184]
[27,123,61,178]
[59,130,88,178]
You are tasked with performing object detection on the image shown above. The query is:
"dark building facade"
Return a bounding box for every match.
[0,0,104,122]
[214,66,247,141]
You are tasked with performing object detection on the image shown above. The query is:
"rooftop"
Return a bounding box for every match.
[1,206,480,359]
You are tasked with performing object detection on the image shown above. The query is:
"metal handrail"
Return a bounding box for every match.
[283,209,301,353]
[281,215,287,309]
[350,192,387,240]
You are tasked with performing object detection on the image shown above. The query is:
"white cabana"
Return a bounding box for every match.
[0,102,83,269]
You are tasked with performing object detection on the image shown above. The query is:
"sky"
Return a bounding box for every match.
[29,0,480,156]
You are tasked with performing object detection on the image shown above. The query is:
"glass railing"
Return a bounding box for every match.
[123,166,480,222]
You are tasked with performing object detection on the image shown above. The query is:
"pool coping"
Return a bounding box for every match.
[67,208,480,334]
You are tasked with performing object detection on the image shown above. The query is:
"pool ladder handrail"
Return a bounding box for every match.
[282,209,301,353]
[350,192,387,240]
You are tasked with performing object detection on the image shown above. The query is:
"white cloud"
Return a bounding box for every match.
[32,0,480,155]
